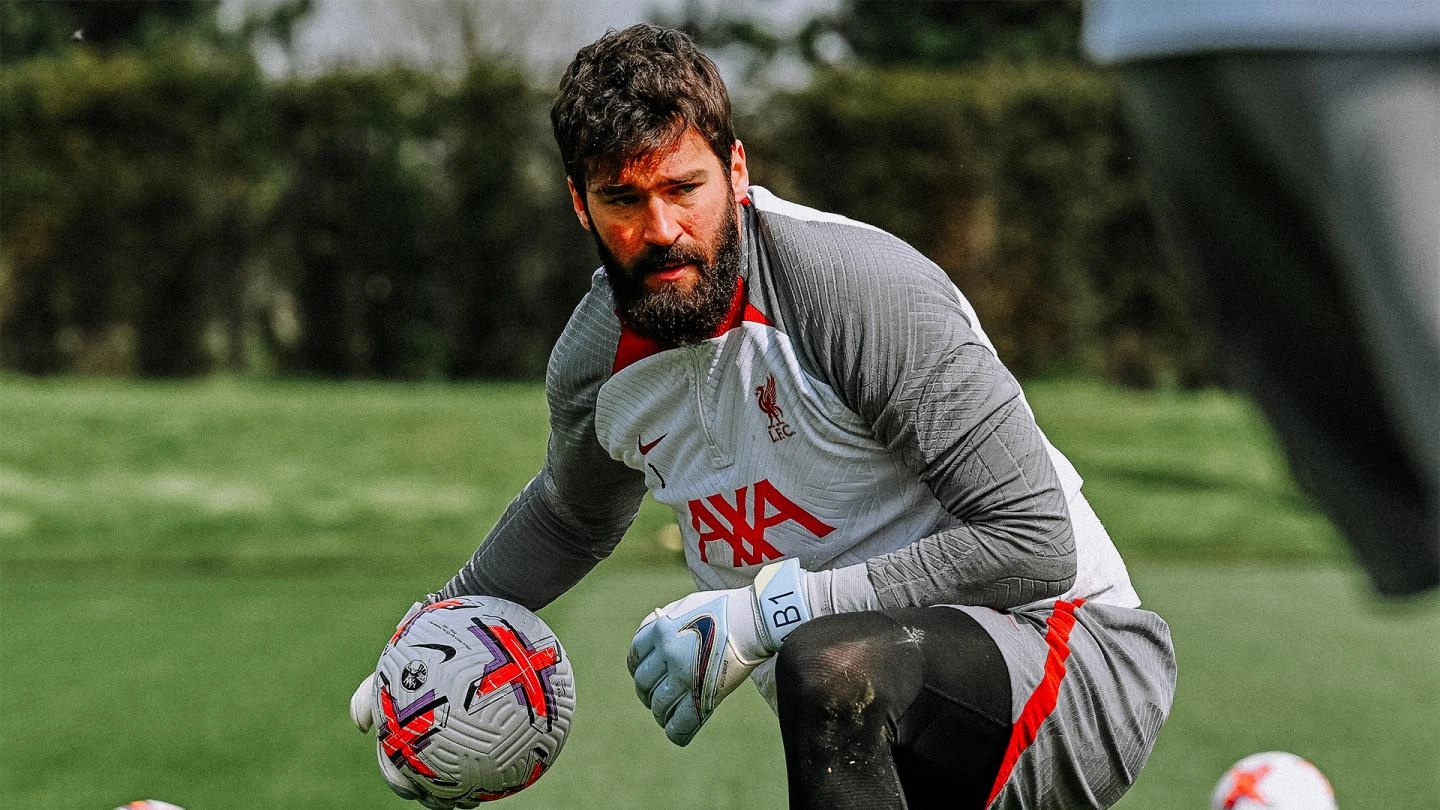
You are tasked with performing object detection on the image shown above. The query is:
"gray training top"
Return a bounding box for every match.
[440,187,1138,623]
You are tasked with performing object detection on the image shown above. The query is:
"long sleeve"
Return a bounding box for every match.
[440,272,648,610]
[755,207,1076,611]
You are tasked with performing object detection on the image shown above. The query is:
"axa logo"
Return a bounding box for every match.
[755,375,794,443]
[688,478,834,567]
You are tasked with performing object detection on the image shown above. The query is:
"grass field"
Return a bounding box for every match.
[1,376,1436,808]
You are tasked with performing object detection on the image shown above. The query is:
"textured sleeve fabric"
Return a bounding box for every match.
[439,273,648,610]
[757,213,1076,611]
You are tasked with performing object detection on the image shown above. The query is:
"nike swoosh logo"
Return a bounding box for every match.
[681,614,717,700]
[637,433,668,455]
[411,642,457,663]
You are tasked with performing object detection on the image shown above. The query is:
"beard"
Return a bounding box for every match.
[595,201,742,347]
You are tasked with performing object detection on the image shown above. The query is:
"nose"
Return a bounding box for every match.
[640,197,683,246]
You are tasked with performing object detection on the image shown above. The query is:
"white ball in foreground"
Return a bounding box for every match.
[1210,751,1337,810]
[113,802,185,810]
[367,596,575,803]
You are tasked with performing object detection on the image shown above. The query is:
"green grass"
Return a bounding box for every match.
[1,376,1435,808]
[1022,379,1349,564]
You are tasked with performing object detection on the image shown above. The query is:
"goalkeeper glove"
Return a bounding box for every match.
[351,600,474,808]
[627,558,811,746]
[350,599,424,732]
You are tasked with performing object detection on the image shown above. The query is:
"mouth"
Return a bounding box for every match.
[645,262,696,288]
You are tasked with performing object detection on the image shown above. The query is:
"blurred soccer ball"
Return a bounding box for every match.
[113,802,185,810]
[1210,751,1337,810]
[369,596,575,803]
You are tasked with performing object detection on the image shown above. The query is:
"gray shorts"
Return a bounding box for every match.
[959,600,1176,810]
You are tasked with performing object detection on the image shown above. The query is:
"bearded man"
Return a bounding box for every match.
[356,24,1175,810]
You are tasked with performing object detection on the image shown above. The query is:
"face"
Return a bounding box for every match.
[569,128,750,345]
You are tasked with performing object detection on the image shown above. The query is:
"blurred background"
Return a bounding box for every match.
[4,2,1437,808]
[2,0,1201,388]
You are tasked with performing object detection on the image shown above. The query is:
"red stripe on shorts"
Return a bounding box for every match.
[985,598,1086,808]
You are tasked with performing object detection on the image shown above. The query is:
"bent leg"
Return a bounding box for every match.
[775,608,1011,810]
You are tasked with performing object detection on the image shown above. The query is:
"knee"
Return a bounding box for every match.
[777,618,868,704]
[774,613,916,724]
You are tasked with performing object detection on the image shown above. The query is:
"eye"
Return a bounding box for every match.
[602,193,639,207]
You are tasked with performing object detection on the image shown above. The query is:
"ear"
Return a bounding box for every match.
[567,177,592,231]
[730,140,750,203]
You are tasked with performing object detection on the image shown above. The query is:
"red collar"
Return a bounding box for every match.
[612,277,771,374]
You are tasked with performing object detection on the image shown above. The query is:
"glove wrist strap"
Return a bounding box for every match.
[753,558,811,651]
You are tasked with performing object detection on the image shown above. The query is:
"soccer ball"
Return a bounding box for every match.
[1210,751,1337,810]
[113,803,185,810]
[369,596,575,803]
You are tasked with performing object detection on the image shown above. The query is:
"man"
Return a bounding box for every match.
[356,24,1175,809]
[1083,0,1439,596]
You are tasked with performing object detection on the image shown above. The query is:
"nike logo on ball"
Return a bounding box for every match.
[412,642,457,663]
[638,433,668,455]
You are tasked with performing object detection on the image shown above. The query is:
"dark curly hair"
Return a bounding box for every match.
[551,25,734,192]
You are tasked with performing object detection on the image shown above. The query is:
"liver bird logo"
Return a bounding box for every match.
[755,375,783,425]
[755,375,794,443]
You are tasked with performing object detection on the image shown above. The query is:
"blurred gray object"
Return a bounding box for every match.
[1083,0,1440,595]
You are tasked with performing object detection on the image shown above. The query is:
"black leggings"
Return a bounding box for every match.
[775,608,1011,810]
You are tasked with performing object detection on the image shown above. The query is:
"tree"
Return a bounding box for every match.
[673,0,1205,385]
[807,0,1085,69]
[1,0,285,375]
[1,0,220,61]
